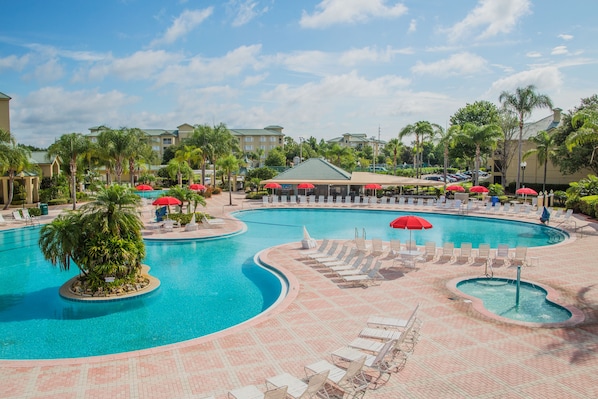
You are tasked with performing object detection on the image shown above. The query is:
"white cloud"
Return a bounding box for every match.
[411,52,489,76]
[486,66,563,99]
[0,54,30,71]
[526,51,542,58]
[32,58,64,83]
[12,87,139,146]
[81,50,181,82]
[151,8,213,46]
[155,44,263,87]
[408,19,417,34]
[558,34,573,41]
[300,0,407,28]
[242,73,269,87]
[445,0,531,42]
[227,0,269,27]
[551,46,568,55]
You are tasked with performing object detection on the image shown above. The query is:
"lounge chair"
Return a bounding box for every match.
[336,256,375,277]
[299,195,307,205]
[12,210,28,224]
[423,241,437,261]
[492,244,510,267]
[341,261,384,287]
[21,208,40,225]
[327,253,365,273]
[302,239,329,259]
[510,246,527,267]
[388,197,396,206]
[161,219,175,233]
[155,206,167,222]
[326,195,334,205]
[367,304,420,331]
[262,196,270,206]
[202,215,225,228]
[354,237,369,253]
[319,247,358,269]
[437,242,455,263]
[266,370,329,399]
[456,242,472,263]
[314,244,350,266]
[397,197,405,206]
[0,213,7,225]
[370,238,386,256]
[289,195,297,204]
[359,327,402,341]
[304,356,368,399]
[228,385,288,399]
[331,339,396,387]
[389,239,401,256]
[308,241,339,261]
[271,195,279,205]
[473,243,491,265]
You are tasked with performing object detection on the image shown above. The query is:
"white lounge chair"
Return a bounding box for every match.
[21,208,40,225]
[492,244,510,267]
[228,385,287,399]
[370,238,386,256]
[473,243,491,265]
[367,303,420,331]
[0,213,8,225]
[510,246,527,267]
[202,215,225,228]
[266,370,329,399]
[331,339,396,387]
[12,210,28,224]
[341,261,384,287]
[423,241,436,261]
[456,242,472,263]
[336,256,375,277]
[302,239,329,259]
[308,241,339,261]
[437,242,455,263]
[304,356,368,399]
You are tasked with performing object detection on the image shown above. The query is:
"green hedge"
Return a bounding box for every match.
[579,195,598,218]
[166,212,207,226]
[48,198,69,205]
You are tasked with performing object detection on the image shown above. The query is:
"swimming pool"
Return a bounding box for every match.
[0,208,567,359]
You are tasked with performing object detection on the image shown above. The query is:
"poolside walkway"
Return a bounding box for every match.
[1,193,598,398]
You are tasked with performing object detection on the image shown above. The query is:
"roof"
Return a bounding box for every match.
[0,92,11,100]
[522,109,563,139]
[230,128,284,136]
[262,158,441,186]
[29,151,58,165]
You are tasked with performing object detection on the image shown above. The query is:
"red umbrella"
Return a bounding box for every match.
[297,182,315,195]
[264,182,282,189]
[152,196,182,206]
[364,183,382,190]
[516,187,538,195]
[135,184,153,191]
[189,183,206,191]
[469,185,489,193]
[389,215,433,244]
[446,185,465,192]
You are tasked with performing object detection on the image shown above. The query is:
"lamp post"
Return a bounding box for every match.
[298,137,305,164]
[520,161,527,186]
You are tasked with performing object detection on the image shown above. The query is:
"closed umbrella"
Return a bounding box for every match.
[389,215,433,245]
[469,185,489,193]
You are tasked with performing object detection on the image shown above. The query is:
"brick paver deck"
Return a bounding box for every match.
[1,194,597,398]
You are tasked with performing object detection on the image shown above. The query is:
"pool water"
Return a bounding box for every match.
[0,208,567,359]
[456,278,572,324]
[135,189,168,199]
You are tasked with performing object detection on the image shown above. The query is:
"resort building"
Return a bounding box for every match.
[87,124,285,162]
[491,108,591,187]
[327,132,386,151]
[0,92,10,133]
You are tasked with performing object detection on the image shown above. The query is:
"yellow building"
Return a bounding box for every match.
[491,108,591,188]
[0,92,10,132]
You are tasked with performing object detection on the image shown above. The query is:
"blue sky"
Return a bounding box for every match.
[1,0,596,147]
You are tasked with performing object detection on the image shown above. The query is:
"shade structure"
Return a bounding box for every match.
[364,183,382,190]
[297,183,315,189]
[152,196,182,206]
[189,183,206,191]
[135,184,153,191]
[516,187,538,195]
[264,182,282,189]
[389,215,433,244]
[469,185,489,193]
[446,185,465,192]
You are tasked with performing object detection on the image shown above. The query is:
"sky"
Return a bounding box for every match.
[1,0,596,148]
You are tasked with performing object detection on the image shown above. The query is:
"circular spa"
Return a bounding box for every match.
[0,208,568,359]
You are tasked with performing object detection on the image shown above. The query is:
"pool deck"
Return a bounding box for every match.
[2,194,598,398]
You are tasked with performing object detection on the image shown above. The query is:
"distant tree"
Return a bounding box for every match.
[495,110,519,187]
[453,123,503,185]
[0,132,35,210]
[264,147,286,166]
[399,121,442,178]
[450,100,499,127]
[218,154,240,206]
[523,130,558,192]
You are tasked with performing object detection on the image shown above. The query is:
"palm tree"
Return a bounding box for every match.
[399,121,442,178]
[210,123,239,185]
[326,144,350,166]
[499,85,553,190]
[383,138,402,172]
[435,125,455,188]
[0,139,34,210]
[97,127,141,184]
[125,129,153,187]
[188,124,213,185]
[218,154,240,206]
[174,145,202,185]
[39,185,144,287]
[566,108,598,166]
[523,130,557,192]
[453,123,503,186]
[47,133,91,210]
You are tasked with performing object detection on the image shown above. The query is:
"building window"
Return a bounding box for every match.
[244,145,253,151]
[260,136,267,142]
[152,146,160,151]
[270,136,277,142]
[260,145,266,150]
[163,138,172,145]
[245,137,253,142]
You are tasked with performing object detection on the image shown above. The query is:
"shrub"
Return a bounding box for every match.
[212,187,222,195]
[48,198,69,205]
[246,191,268,199]
[28,207,42,217]
[579,195,598,218]
[167,212,206,226]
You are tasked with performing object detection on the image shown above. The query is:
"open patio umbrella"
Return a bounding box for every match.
[364,183,382,197]
[297,182,315,195]
[264,182,282,189]
[516,187,538,204]
[469,185,489,193]
[152,196,182,206]
[135,184,153,191]
[189,183,206,191]
[446,185,465,192]
[389,215,433,245]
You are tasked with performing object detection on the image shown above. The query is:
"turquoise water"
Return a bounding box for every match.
[135,189,168,199]
[456,278,572,323]
[0,208,566,359]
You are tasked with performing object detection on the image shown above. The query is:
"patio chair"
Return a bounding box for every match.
[314,244,350,266]
[327,253,365,273]
[289,195,297,204]
[492,244,510,267]
[266,370,329,399]
[202,215,225,228]
[318,195,325,204]
[407,197,415,206]
[271,195,279,205]
[370,238,386,256]
[423,241,436,261]
[367,303,420,331]
[387,197,396,206]
[308,241,339,261]
[341,261,384,287]
[21,208,40,225]
[319,247,358,268]
[298,195,307,205]
[326,195,334,205]
[437,242,455,263]
[302,239,330,259]
[473,243,491,265]
[228,385,287,399]
[304,356,368,399]
[510,246,527,267]
[12,210,28,224]
[389,239,401,256]
[155,206,167,222]
[354,237,369,253]
[456,242,472,263]
[308,195,316,204]
[336,256,375,277]
[397,197,405,206]
[0,213,7,225]
[331,339,396,388]
[262,196,270,206]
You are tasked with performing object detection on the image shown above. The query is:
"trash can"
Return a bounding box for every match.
[39,203,48,215]
[491,196,500,207]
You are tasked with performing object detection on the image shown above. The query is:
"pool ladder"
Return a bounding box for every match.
[355,227,366,240]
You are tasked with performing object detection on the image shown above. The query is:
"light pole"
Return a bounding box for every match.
[370,136,376,172]
[520,161,527,186]
[298,137,304,164]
